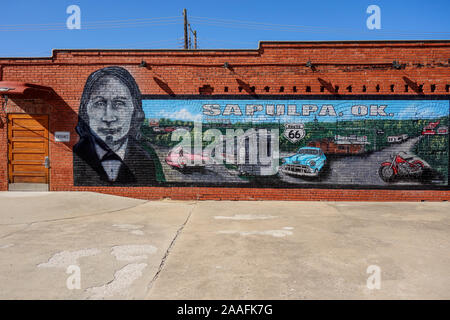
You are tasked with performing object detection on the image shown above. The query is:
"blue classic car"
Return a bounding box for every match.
[280,147,326,177]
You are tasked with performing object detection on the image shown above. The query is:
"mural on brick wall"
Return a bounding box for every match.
[74,67,449,187]
[73,66,157,186]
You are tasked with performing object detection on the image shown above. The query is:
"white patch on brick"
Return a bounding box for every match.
[130,230,144,236]
[0,243,14,249]
[111,245,157,262]
[217,229,293,238]
[283,227,294,230]
[214,214,277,220]
[86,263,147,299]
[38,248,100,268]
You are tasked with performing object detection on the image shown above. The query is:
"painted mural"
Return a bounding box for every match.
[74,67,449,187]
[73,66,157,186]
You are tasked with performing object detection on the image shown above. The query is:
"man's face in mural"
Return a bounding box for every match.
[86,75,134,149]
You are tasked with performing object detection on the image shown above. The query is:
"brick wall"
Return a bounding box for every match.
[0,41,449,200]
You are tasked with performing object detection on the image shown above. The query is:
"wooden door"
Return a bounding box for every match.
[8,114,49,184]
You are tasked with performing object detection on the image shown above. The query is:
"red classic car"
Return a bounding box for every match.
[163,127,176,133]
[421,120,440,135]
[437,126,448,135]
[165,146,210,170]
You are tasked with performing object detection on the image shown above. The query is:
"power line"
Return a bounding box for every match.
[0,21,181,32]
[0,17,182,32]
[100,39,179,48]
[0,16,181,28]
[192,21,450,37]
[196,38,258,45]
[190,15,450,36]
[1,13,448,36]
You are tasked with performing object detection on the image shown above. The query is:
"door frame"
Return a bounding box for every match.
[7,113,50,185]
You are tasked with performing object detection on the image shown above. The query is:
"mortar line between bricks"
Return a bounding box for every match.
[145,201,197,296]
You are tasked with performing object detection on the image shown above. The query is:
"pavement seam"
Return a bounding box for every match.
[0,201,151,242]
[0,224,31,241]
[145,201,197,296]
[0,201,151,227]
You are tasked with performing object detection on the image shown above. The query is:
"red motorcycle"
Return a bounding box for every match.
[378,152,424,182]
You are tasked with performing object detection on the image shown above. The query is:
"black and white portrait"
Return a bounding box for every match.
[73,66,157,186]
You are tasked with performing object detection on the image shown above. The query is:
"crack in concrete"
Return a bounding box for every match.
[0,224,31,241]
[0,201,150,242]
[0,201,150,227]
[145,201,196,295]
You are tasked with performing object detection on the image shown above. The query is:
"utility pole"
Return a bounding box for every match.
[183,9,188,50]
[183,9,198,50]
[188,24,192,49]
[194,30,197,49]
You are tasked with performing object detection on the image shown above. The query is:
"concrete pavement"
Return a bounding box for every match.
[0,191,449,299]
[0,192,193,299]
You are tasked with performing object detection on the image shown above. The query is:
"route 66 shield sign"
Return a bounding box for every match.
[284,123,305,143]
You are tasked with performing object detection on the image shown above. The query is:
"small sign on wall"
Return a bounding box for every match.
[55,131,70,142]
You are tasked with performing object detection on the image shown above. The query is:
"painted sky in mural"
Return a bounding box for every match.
[143,99,449,123]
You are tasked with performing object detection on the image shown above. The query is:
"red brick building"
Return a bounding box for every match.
[0,40,449,200]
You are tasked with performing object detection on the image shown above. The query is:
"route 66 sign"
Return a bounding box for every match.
[284,123,305,143]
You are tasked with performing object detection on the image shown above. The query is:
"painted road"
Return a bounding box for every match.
[150,136,445,186]
[278,136,442,186]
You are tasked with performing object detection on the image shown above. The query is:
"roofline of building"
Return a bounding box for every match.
[260,39,450,44]
[0,39,449,60]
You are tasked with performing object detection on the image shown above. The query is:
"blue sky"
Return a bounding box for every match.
[142,99,449,123]
[1,0,449,57]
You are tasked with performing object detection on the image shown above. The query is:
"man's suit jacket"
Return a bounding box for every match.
[73,136,158,186]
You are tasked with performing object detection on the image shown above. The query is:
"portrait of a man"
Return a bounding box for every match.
[73,66,157,186]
